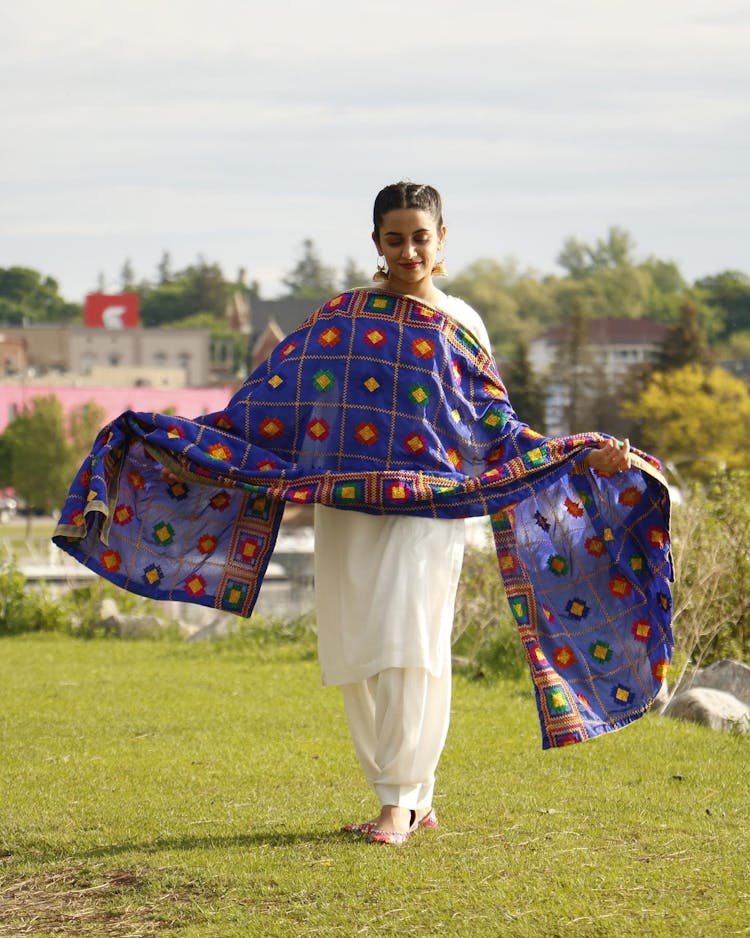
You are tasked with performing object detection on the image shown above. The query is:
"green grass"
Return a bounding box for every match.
[1,635,748,937]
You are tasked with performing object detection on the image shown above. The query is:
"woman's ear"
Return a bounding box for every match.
[438,225,447,250]
[371,230,381,254]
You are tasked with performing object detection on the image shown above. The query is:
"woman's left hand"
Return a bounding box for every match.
[585,437,631,475]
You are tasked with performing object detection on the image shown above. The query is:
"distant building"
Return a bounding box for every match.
[246,297,326,371]
[528,317,668,436]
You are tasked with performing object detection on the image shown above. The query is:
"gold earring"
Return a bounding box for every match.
[432,253,448,277]
[373,255,389,282]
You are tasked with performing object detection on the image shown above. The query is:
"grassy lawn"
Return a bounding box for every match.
[0,634,747,937]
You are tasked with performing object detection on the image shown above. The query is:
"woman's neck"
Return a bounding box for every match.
[383,275,441,306]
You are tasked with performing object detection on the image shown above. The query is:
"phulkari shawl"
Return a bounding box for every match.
[53,288,673,749]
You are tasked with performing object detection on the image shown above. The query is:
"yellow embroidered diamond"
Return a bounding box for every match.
[227,587,242,605]
[615,687,630,703]
[372,297,388,309]
[451,408,461,423]
[569,599,586,618]
[592,642,609,661]
[268,374,284,389]
[359,425,376,443]
[603,527,615,541]
[364,377,380,392]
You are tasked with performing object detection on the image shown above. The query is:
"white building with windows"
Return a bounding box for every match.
[528,318,667,435]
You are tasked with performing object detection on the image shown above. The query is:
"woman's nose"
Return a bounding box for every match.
[400,241,416,257]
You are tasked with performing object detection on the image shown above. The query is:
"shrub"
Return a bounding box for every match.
[453,547,527,679]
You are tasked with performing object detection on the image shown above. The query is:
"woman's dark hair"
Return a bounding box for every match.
[373,182,444,233]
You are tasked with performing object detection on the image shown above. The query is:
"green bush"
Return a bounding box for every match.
[669,469,750,675]
[452,547,528,680]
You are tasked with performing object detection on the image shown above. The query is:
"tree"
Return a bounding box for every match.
[120,258,136,291]
[503,339,547,432]
[0,266,79,324]
[656,300,714,371]
[341,257,370,290]
[281,239,338,299]
[69,400,107,461]
[139,259,232,327]
[621,365,750,478]
[157,251,173,285]
[1,396,78,533]
[695,269,750,341]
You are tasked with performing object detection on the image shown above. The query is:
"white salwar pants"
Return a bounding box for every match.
[340,664,452,810]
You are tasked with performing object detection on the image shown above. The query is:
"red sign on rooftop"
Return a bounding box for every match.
[84,293,140,329]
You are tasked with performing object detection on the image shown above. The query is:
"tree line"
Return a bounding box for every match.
[2,228,750,508]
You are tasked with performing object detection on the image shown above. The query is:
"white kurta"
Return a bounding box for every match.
[314,292,492,686]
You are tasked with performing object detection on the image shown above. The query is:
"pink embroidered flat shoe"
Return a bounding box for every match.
[367,810,420,846]
[340,820,377,834]
[342,807,438,837]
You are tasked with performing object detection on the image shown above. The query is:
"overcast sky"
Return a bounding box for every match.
[1,0,748,302]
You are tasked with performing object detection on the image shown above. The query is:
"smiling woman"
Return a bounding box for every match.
[52,180,672,850]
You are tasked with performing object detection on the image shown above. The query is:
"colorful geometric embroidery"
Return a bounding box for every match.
[364,293,396,314]
[404,433,427,455]
[152,521,175,546]
[113,504,134,525]
[408,383,430,407]
[589,640,614,663]
[100,549,121,572]
[143,564,163,586]
[554,646,577,668]
[564,497,584,517]
[334,480,363,503]
[185,574,207,597]
[222,580,248,611]
[355,422,378,446]
[235,536,262,565]
[547,554,569,576]
[167,481,189,500]
[260,418,283,439]
[364,328,386,347]
[209,491,231,511]
[482,408,507,430]
[609,575,632,598]
[267,374,285,389]
[207,443,232,462]
[307,419,330,441]
[318,326,341,348]
[632,618,652,642]
[545,685,572,716]
[197,534,218,555]
[566,597,590,620]
[612,684,633,706]
[363,376,381,393]
[619,486,642,507]
[313,369,336,392]
[585,536,606,557]
[411,337,435,359]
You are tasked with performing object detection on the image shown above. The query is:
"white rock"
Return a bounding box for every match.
[689,659,750,708]
[663,687,749,734]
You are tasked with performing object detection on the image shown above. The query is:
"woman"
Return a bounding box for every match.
[53,183,670,849]
[317,182,632,844]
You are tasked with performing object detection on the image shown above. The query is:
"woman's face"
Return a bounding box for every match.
[372,208,446,295]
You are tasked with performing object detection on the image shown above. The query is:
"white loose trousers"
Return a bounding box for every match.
[340,666,452,809]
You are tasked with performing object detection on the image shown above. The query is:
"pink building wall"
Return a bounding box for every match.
[0,385,235,435]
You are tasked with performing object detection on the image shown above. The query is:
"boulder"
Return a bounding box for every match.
[689,659,750,708]
[99,611,164,638]
[663,687,749,734]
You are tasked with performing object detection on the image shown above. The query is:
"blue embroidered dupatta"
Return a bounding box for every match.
[53,288,673,748]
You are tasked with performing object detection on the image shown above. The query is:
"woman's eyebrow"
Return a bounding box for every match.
[384,228,430,237]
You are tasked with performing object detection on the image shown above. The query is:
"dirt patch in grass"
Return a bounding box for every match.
[0,864,204,937]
